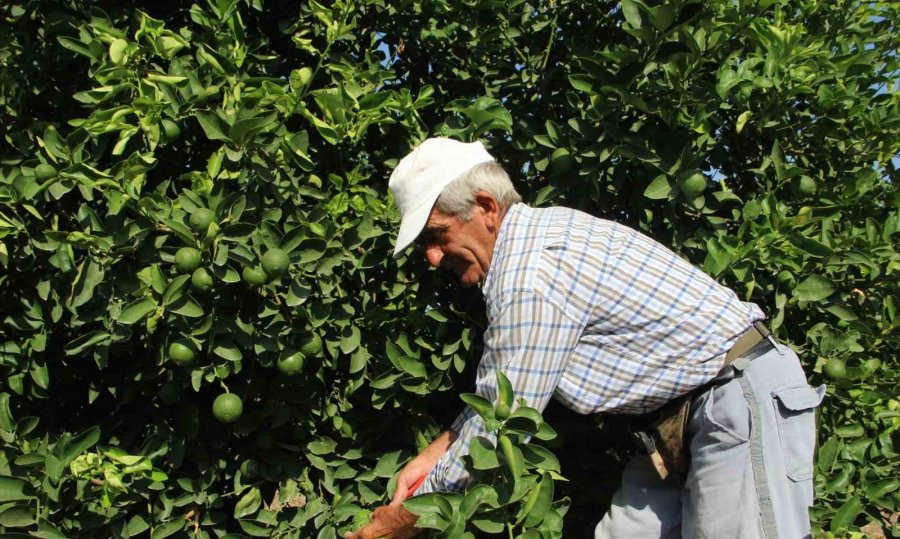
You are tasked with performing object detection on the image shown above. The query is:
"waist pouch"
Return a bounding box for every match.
[629,323,772,483]
[628,392,693,482]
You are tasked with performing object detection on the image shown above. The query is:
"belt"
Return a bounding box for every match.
[722,321,771,370]
[629,320,774,482]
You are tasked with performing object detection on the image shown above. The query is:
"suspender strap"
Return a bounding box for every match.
[723,321,771,368]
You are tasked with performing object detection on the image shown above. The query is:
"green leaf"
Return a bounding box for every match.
[60,427,101,465]
[460,394,495,422]
[468,437,500,470]
[234,487,262,519]
[307,437,337,455]
[471,509,506,533]
[57,36,97,60]
[213,345,242,361]
[497,371,514,409]
[771,140,785,182]
[523,473,554,527]
[195,112,231,142]
[0,477,33,502]
[339,325,361,355]
[568,74,596,95]
[0,505,35,527]
[829,495,861,532]
[64,331,111,356]
[817,436,840,473]
[0,393,13,431]
[125,515,150,536]
[788,233,833,257]
[169,295,204,317]
[150,519,185,539]
[644,175,671,200]
[229,113,277,146]
[521,444,561,472]
[118,297,158,324]
[621,0,642,28]
[109,39,128,64]
[736,111,751,134]
[794,275,835,302]
[823,305,858,321]
[864,478,899,501]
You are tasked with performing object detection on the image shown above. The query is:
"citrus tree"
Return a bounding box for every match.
[0,0,897,537]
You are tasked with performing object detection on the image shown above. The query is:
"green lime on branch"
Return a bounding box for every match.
[189,208,216,232]
[174,247,202,273]
[242,265,268,285]
[679,171,708,199]
[791,176,817,197]
[261,248,290,277]
[299,333,323,357]
[213,393,243,423]
[191,267,213,292]
[161,118,181,141]
[824,358,847,381]
[277,351,304,375]
[168,341,196,366]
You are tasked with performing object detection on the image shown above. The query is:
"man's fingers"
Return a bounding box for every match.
[388,486,406,507]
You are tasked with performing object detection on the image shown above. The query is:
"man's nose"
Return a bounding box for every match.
[424,245,443,267]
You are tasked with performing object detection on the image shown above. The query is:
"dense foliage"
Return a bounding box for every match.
[0,0,897,537]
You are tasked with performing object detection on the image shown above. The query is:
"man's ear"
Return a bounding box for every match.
[473,192,501,232]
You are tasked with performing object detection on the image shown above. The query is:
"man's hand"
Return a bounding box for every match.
[343,505,419,539]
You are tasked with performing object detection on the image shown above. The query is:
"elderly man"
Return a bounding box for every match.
[346,138,823,539]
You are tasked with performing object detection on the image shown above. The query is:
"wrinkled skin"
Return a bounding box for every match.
[416,192,506,287]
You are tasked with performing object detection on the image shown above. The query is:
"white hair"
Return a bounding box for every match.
[435,161,522,221]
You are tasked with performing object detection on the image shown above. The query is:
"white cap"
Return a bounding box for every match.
[388,138,494,258]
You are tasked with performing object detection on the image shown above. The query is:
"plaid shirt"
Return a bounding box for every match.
[417,203,764,494]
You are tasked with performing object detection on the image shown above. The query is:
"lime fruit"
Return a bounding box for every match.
[34,163,58,180]
[191,267,213,292]
[161,119,181,141]
[212,393,243,424]
[299,333,323,357]
[679,172,707,198]
[242,265,268,285]
[792,176,817,197]
[261,249,290,277]
[168,341,196,365]
[823,358,847,381]
[174,247,202,273]
[189,208,216,232]
[277,351,304,375]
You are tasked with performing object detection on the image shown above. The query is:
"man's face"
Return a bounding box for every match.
[416,197,500,287]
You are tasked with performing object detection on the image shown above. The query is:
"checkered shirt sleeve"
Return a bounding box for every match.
[416,291,582,494]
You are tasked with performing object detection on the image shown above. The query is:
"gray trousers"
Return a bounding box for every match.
[596,339,825,538]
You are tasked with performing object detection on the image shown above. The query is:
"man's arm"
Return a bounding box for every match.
[390,429,458,506]
[347,292,581,538]
[343,430,457,539]
[410,291,583,495]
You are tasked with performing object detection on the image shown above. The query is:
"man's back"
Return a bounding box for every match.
[482,204,765,414]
